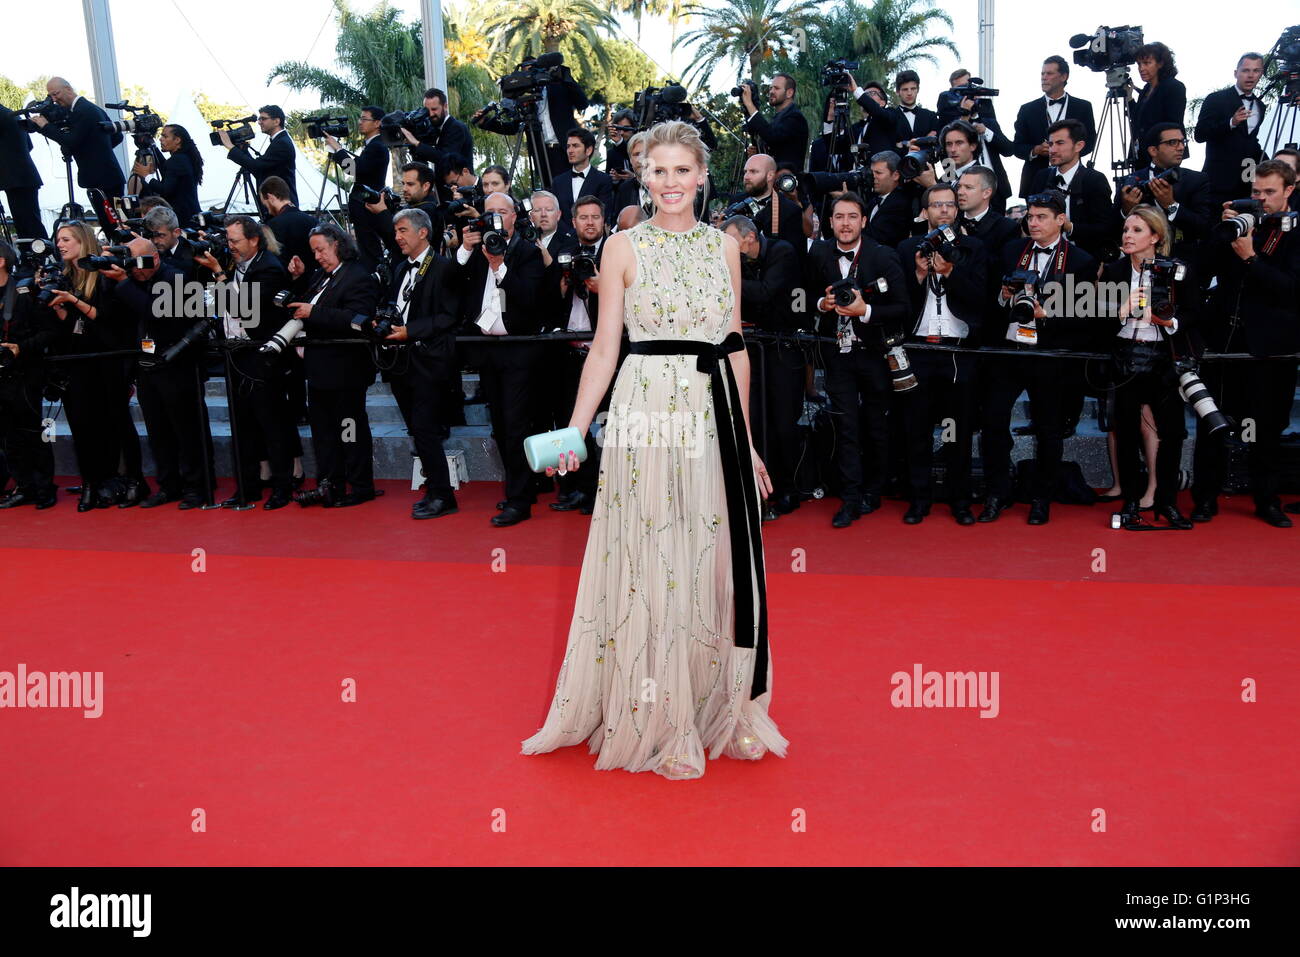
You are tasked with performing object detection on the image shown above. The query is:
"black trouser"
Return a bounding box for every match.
[749,338,805,501]
[280,350,307,458]
[4,186,46,239]
[475,340,542,510]
[307,382,374,495]
[63,355,131,488]
[0,369,54,492]
[231,369,296,499]
[349,196,385,270]
[552,344,602,500]
[902,349,976,506]
[1193,357,1297,508]
[409,349,456,500]
[136,359,209,498]
[823,345,892,506]
[1113,361,1187,509]
[980,352,1071,501]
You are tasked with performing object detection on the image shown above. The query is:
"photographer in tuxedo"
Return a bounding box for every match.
[259,176,318,284]
[957,166,1020,253]
[612,132,648,221]
[1130,43,1187,162]
[740,73,809,173]
[1193,160,1300,527]
[194,215,297,507]
[978,190,1097,525]
[143,206,200,282]
[381,208,463,519]
[453,191,546,526]
[103,237,210,509]
[723,214,804,517]
[739,154,807,268]
[324,106,390,268]
[545,195,612,515]
[403,88,474,184]
[220,105,297,207]
[1029,119,1114,261]
[807,191,908,528]
[865,151,914,248]
[284,224,381,509]
[1195,53,1267,207]
[0,105,45,239]
[0,240,58,509]
[29,77,125,224]
[846,81,901,163]
[550,128,615,230]
[1115,123,1214,260]
[895,183,987,525]
[366,162,446,262]
[887,70,940,145]
[937,76,1013,213]
[1012,57,1096,201]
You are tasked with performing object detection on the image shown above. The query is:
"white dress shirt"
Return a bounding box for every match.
[914,273,968,339]
[1049,160,1080,219]
[569,164,591,206]
[1234,85,1261,135]
[1118,263,1180,341]
[567,236,604,334]
[1044,94,1068,125]
[398,246,432,323]
[457,244,509,335]
[832,242,872,351]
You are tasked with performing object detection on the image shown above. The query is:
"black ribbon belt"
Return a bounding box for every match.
[627,330,769,700]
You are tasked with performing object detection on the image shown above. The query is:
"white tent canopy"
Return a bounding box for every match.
[25,90,343,233]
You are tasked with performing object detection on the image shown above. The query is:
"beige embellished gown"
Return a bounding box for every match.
[521,219,788,779]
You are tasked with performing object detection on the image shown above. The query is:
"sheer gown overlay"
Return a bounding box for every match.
[521,220,788,779]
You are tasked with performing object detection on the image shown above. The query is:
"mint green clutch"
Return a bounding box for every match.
[524,427,589,473]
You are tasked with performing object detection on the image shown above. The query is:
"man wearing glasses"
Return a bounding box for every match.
[219,105,298,209]
[1116,123,1214,259]
[894,183,987,525]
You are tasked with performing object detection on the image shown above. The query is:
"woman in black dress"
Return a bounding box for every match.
[1131,43,1187,164]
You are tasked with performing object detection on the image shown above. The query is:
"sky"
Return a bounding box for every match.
[4,0,1297,194]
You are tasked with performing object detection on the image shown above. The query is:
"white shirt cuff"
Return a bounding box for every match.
[456,245,471,265]
[981,126,994,142]
[861,304,872,323]
[493,263,508,283]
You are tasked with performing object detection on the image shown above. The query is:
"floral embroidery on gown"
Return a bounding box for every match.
[521,219,788,779]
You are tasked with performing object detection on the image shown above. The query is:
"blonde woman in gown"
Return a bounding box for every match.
[521,121,789,780]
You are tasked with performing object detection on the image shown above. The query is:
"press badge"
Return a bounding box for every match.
[72,318,85,335]
[141,338,155,354]
[1015,324,1037,343]
[837,316,853,353]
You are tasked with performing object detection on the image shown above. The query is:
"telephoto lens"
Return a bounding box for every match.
[259,317,304,355]
[1176,362,1230,436]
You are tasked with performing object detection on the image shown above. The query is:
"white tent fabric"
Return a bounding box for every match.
[26,90,341,232]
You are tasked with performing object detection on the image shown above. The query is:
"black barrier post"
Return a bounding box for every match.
[194,360,219,510]
[221,347,255,511]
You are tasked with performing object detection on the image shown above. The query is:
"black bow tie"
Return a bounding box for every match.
[573,169,587,179]
[1054,173,1067,187]
[579,244,596,256]
[837,248,857,260]
[900,107,915,114]
[1047,97,1065,106]
[1033,245,1056,255]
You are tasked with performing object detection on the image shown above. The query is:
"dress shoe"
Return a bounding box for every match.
[1027,499,1051,525]
[496,499,508,511]
[412,496,458,519]
[1190,500,1217,523]
[0,490,39,509]
[951,504,976,526]
[263,490,293,511]
[770,493,800,515]
[1012,423,1035,436]
[831,503,862,528]
[977,496,1009,523]
[578,497,594,515]
[140,490,178,509]
[77,485,97,512]
[1283,500,1300,515]
[116,477,149,508]
[177,493,205,510]
[549,491,590,512]
[1118,500,1144,529]
[859,494,882,514]
[491,505,530,527]
[1255,503,1293,528]
[291,473,306,490]
[294,480,335,508]
[332,490,377,508]
[902,501,929,524]
[221,494,261,508]
[1153,504,1193,529]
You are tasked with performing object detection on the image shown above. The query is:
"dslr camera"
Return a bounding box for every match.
[1138,257,1187,321]
[1175,358,1230,436]
[820,58,859,90]
[1213,199,1299,241]
[379,108,433,147]
[1119,165,1180,199]
[1003,268,1042,325]
[730,79,759,100]
[78,245,157,272]
[829,275,889,308]
[357,184,401,208]
[900,136,940,180]
[368,303,405,340]
[210,116,256,147]
[465,212,509,256]
[306,115,350,139]
[556,250,599,292]
[917,224,965,264]
[446,185,485,217]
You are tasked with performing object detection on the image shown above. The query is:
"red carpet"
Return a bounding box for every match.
[2,480,1298,865]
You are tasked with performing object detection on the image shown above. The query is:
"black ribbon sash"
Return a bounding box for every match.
[627,330,770,699]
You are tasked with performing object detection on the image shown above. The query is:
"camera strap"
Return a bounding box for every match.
[836,246,863,353]
[2,279,16,338]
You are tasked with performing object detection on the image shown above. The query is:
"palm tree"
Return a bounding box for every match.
[849,0,958,83]
[481,0,620,78]
[673,0,822,90]
[611,0,667,42]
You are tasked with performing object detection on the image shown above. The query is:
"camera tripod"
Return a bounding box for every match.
[222,143,267,218]
[1090,67,1136,177]
[1261,30,1300,155]
[55,147,87,225]
[504,97,554,192]
[313,150,350,230]
[826,88,854,174]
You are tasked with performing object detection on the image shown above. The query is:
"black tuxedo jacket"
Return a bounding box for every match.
[335,135,389,194]
[958,210,1022,339]
[0,105,42,190]
[299,261,380,390]
[228,130,298,205]
[895,232,988,340]
[847,113,901,163]
[1097,256,1201,356]
[1130,78,1187,155]
[865,188,914,249]
[971,108,1015,212]
[889,104,940,144]
[1,278,57,371]
[1205,226,1300,356]
[411,115,474,174]
[805,236,909,351]
[38,97,125,191]
[548,234,607,333]
[454,232,547,336]
[996,236,1098,350]
[1029,164,1115,260]
[752,192,807,264]
[551,167,615,227]
[1012,94,1096,198]
[234,250,292,344]
[110,262,186,348]
[739,235,802,333]
[264,206,318,283]
[387,250,461,362]
[1194,86,1266,200]
[137,150,201,224]
[160,236,199,282]
[1111,164,1214,257]
[743,103,809,172]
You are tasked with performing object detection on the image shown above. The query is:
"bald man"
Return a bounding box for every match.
[29,77,126,222]
[615,204,647,232]
[104,237,210,508]
[739,153,808,265]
